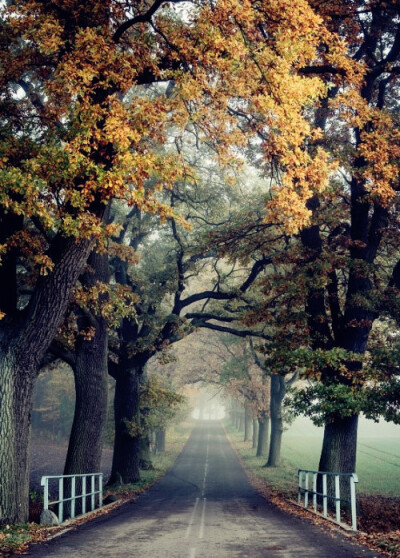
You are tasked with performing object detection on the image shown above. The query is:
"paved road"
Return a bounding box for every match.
[24,422,382,557]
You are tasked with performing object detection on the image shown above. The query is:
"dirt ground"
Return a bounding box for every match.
[29,435,113,522]
[30,435,113,492]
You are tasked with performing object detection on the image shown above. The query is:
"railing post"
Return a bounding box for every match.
[41,477,49,511]
[82,475,87,515]
[91,475,95,511]
[322,474,328,518]
[350,474,358,531]
[71,476,76,519]
[297,470,302,505]
[58,477,64,523]
[304,472,309,508]
[335,475,341,523]
[99,474,103,508]
[312,473,317,511]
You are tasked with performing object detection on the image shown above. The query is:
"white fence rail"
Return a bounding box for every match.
[41,473,103,524]
[297,469,358,530]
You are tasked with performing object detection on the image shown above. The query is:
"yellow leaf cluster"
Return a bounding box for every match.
[0,0,370,244]
[332,90,400,205]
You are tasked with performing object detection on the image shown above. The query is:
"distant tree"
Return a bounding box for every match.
[32,363,75,440]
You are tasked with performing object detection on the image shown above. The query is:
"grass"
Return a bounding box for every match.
[0,524,40,554]
[0,421,194,555]
[225,422,400,498]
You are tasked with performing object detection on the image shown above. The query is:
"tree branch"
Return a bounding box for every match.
[187,317,271,340]
[178,255,273,310]
[113,0,187,43]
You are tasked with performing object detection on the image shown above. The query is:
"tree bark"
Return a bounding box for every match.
[64,251,109,476]
[318,414,359,509]
[0,236,94,524]
[318,415,358,474]
[0,352,35,523]
[138,372,154,470]
[63,328,108,475]
[108,365,142,485]
[265,375,286,467]
[256,413,269,457]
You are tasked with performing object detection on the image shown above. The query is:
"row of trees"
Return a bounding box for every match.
[0,0,400,524]
[188,0,400,478]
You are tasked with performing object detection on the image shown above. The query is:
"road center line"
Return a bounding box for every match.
[201,433,210,497]
[199,498,207,539]
[185,497,199,539]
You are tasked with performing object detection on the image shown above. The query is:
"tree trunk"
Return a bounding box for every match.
[244,406,251,442]
[108,366,142,485]
[265,417,283,467]
[318,414,359,509]
[63,329,108,475]
[64,251,109,476]
[252,419,258,449]
[265,375,286,467]
[318,414,359,474]
[256,414,269,457]
[0,236,95,524]
[0,354,35,523]
[155,429,166,453]
[138,372,154,470]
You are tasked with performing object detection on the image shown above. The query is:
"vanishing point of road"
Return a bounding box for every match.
[24,422,382,558]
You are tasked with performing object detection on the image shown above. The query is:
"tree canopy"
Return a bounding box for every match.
[1,0,400,526]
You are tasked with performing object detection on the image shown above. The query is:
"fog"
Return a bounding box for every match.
[288,415,400,439]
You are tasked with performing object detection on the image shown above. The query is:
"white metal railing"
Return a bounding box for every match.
[297,469,359,530]
[41,473,103,524]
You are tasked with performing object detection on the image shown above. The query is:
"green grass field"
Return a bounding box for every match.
[226,421,400,498]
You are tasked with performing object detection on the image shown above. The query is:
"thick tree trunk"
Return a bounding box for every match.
[108,366,142,485]
[318,415,359,474]
[265,375,286,467]
[138,372,154,470]
[265,417,283,467]
[64,250,109,476]
[63,328,108,475]
[318,415,359,509]
[0,353,35,523]
[256,414,269,457]
[0,236,94,524]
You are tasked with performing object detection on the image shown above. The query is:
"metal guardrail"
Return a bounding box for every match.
[41,473,103,524]
[297,469,359,530]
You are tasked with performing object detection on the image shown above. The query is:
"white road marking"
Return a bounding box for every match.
[187,432,209,546]
[201,433,210,497]
[199,498,207,539]
[189,548,196,558]
[185,497,199,539]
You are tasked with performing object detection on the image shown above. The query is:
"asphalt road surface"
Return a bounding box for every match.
[24,422,382,558]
